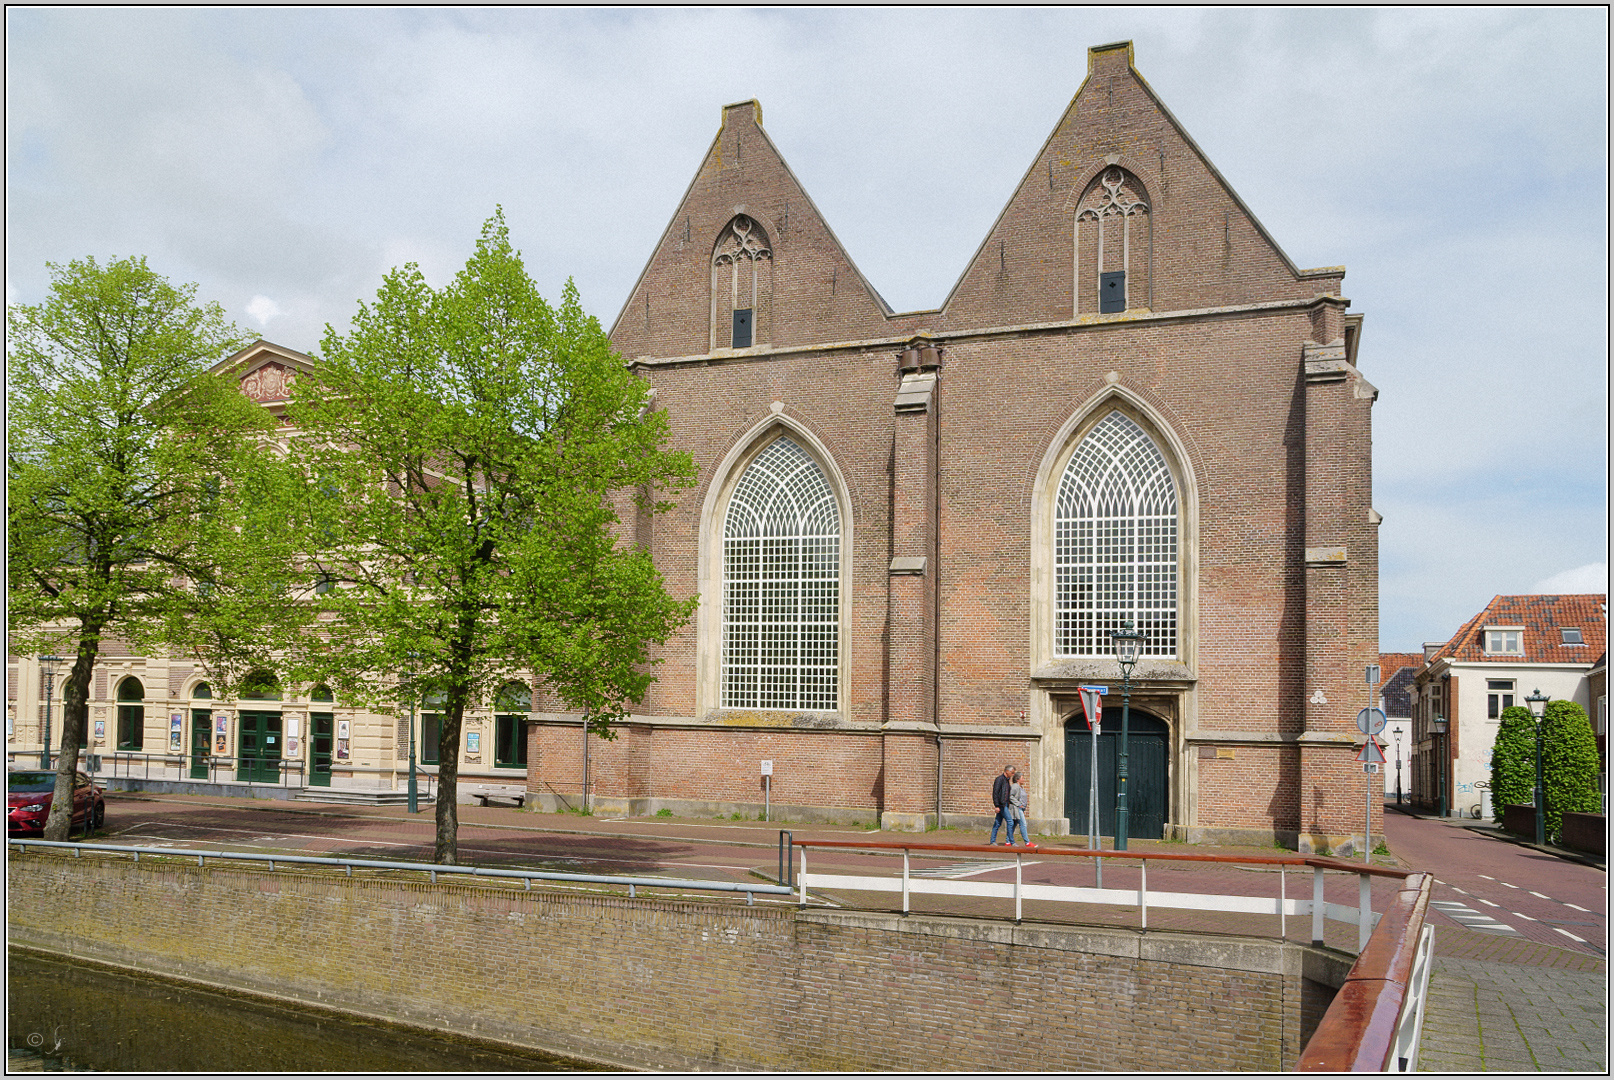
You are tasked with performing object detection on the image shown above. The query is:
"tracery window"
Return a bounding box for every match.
[1074,167,1151,316]
[711,215,772,350]
[722,436,839,710]
[1054,411,1177,658]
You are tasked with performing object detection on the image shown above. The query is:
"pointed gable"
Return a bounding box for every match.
[939,41,1343,330]
[610,100,895,361]
[211,339,318,420]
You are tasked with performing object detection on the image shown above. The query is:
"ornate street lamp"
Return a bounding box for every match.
[1110,621,1142,851]
[38,656,63,770]
[1430,714,1448,818]
[1526,688,1548,846]
[1393,727,1404,806]
[404,669,420,815]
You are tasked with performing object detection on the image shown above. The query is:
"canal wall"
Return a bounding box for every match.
[7,851,1347,1071]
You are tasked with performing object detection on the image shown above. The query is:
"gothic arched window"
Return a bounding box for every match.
[722,436,839,710]
[712,215,773,350]
[1074,167,1150,316]
[1054,411,1177,658]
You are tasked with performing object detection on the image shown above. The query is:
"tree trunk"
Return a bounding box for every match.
[433,698,463,864]
[43,636,100,841]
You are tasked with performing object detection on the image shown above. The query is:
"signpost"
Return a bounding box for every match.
[1355,732,1386,859]
[761,760,773,822]
[1078,685,1107,887]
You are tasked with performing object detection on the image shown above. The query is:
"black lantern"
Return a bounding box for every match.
[1526,688,1548,846]
[1109,621,1143,849]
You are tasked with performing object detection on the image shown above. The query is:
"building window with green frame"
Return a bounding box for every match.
[116,676,145,750]
[493,681,531,770]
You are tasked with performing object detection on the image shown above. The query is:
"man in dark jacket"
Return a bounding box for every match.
[989,763,1014,844]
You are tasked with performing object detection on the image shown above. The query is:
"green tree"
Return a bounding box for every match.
[1489,705,1537,823]
[7,256,307,840]
[289,209,696,864]
[1542,699,1600,841]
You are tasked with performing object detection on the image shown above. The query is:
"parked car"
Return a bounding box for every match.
[7,770,104,836]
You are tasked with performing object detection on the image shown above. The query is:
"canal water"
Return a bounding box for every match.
[8,949,602,1072]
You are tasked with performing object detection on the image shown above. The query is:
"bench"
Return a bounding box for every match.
[472,792,526,808]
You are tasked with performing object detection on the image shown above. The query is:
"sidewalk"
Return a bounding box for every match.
[1388,800,1607,872]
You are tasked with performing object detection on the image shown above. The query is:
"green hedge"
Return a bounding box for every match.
[1542,699,1601,841]
[1489,705,1537,824]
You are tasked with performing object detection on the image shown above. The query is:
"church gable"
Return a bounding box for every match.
[939,41,1342,329]
[610,100,896,361]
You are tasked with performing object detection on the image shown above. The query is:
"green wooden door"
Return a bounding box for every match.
[1064,707,1170,841]
[236,711,283,784]
[310,713,333,787]
[190,711,211,779]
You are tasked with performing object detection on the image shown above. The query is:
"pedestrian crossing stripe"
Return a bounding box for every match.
[1431,900,1518,934]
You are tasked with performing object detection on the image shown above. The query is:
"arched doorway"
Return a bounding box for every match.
[116,677,145,751]
[1064,706,1169,841]
[236,671,283,784]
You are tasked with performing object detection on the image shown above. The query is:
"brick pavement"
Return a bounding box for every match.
[1420,954,1606,1073]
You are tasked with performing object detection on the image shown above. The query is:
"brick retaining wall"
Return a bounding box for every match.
[6,851,1342,1071]
[1560,811,1606,855]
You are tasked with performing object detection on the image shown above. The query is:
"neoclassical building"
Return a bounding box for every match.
[528,41,1382,850]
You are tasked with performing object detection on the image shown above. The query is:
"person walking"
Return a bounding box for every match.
[1009,770,1033,847]
[989,763,1014,845]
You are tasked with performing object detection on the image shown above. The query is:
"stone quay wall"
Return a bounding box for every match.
[7,851,1343,1071]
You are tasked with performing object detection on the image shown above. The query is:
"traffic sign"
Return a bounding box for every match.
[1355,707,1387,737]
[1356,738,1386,765]
[1362,763,1380,775]
[1077,685,1107,732]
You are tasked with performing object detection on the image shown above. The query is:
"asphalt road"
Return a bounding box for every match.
[1381,806,1606,959]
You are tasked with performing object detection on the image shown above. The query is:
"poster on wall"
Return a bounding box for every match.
[215,733,228,754]
[169,713,184,751]
[286,715,301,739]
[287,737,299,757]
[336,738,350,761]
[466,732,480,754]
[94,720,106,740]
[215,714,229,734]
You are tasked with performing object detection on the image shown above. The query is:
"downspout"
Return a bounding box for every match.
[933,347,944,830]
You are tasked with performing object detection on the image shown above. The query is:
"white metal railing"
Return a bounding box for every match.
[793,841,1392,950]
[8,839,793,904]
[1391,924,1437,1071]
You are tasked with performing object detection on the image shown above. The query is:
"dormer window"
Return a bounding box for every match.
[1562,627,1584,645]
[1483,629,1523,655]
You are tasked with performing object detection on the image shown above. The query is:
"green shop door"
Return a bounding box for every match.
[236,711,283,784]
[310,713,333,787]
[190,711,211,779]
[1064,707,1170,841]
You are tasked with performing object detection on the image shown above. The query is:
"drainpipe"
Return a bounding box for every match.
[935,732,943,829]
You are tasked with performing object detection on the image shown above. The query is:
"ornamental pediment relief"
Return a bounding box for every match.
[240,361,294,403]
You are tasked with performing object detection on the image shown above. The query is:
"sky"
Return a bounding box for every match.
[7,7,1608,651]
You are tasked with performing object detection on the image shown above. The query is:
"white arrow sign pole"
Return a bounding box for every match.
[1078,686,1107,887]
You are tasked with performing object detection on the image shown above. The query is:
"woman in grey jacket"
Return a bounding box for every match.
[1008,771,1033,846]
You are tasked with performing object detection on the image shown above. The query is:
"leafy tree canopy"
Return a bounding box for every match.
[7,256,306,838]
[288,209,696,862]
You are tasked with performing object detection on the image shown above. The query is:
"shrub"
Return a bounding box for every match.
[1542,699,1601,841]
[1490,706,1538,822]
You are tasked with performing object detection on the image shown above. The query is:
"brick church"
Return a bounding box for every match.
[529,40,1382,850]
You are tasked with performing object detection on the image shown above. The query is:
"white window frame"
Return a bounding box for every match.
[1482,627,1524,656]
[720,435,841,712]
[1052,410,1178,659]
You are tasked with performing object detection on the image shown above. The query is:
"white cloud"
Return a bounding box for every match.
[1529,563,1609,595]
[245,295,282,328]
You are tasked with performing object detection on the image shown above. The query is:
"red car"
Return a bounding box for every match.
[7,770,104,835]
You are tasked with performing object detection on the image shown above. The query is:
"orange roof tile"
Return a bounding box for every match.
[1427,594,1607,666]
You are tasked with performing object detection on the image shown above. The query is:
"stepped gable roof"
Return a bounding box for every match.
[1426,594,1607,666]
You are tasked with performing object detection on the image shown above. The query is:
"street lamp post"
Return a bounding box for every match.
[1110,621,1142,851]
[1526,688,1548,846]
[38,656,62,770]
[1430,714,1448,819]
[405,671,419,815]
[1393,727,1403,805]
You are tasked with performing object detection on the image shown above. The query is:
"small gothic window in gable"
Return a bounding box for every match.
[1074,167,1151,317]
[712,215,773,351]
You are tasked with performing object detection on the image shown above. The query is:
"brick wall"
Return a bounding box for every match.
[8,851,1338,1071]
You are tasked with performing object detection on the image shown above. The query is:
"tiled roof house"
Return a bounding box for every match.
[1411,594,1606,815]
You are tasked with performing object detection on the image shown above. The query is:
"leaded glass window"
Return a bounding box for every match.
[1055,411,1177,658]
[723,436,840,710]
